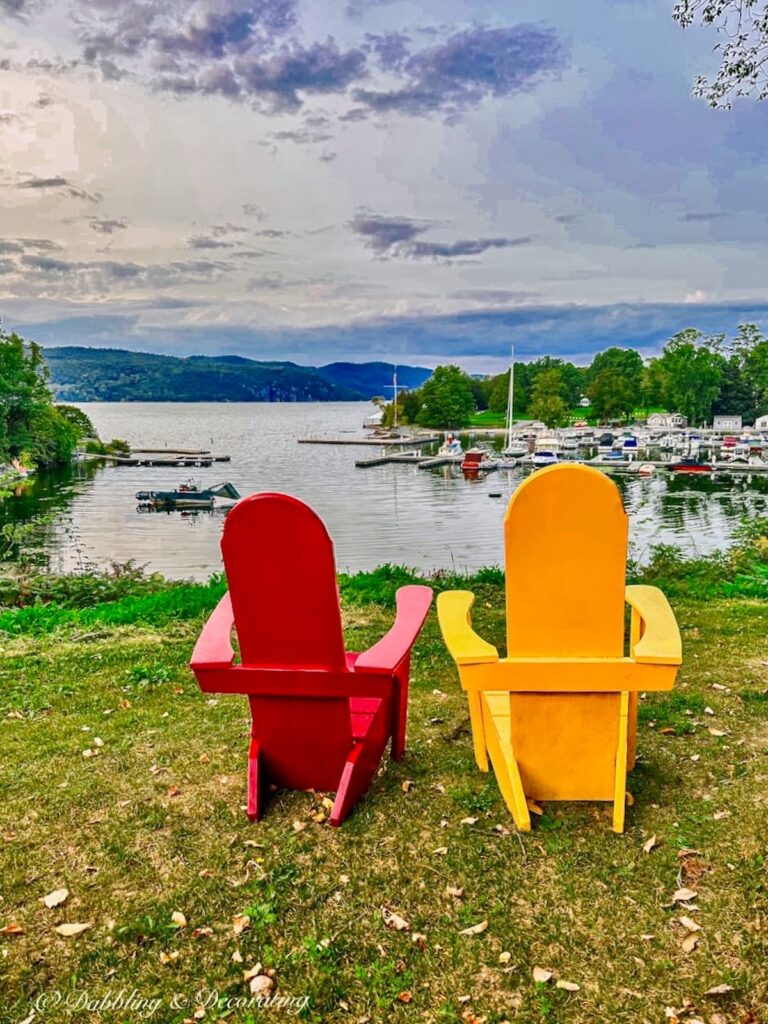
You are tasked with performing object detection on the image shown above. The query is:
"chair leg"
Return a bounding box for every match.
[468,692,489,772]
[246,738,265,822]
[330,743,375,827]
[612,692,630,834]
[391,656,410,761]
[483,696,531,832]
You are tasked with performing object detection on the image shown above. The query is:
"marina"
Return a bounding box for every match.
[4,402,768,579]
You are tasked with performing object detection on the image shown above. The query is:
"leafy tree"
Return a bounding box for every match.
[674,1,768,107]
[730,323,768,416]
[587,347,644,396]
[468,377,489,411]
[529,368,569,428]
[57,404,98,440]
[655,329,726,425]
[712,355,759,420]
[416,365,476,428]
[487,366,527,416]
[586,368,636,421]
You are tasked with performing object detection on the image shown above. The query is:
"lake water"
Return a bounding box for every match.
[3,402,768,580]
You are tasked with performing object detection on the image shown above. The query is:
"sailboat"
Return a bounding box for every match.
[498,348,526,468]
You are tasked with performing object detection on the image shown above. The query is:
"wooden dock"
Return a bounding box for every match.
[300,435,437,447]
[110,454,230,467]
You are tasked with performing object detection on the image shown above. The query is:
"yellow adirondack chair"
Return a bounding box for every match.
[437,464,682,832]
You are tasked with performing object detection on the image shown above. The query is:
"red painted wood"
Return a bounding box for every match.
[222,493,346,670]
[189,593,235,670]
[189,492,433,824]
[354,585,433,672]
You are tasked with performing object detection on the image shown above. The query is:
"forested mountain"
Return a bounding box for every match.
[317,361,432,398]
[44,348,356,402]
[43,347,433,402]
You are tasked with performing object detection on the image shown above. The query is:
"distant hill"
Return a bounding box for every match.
[43,347,433,402]
[317,361,432,399]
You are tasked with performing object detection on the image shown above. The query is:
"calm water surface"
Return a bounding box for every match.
[4,402,768,579]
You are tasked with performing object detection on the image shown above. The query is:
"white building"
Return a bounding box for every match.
[647,412,687,428]
[755,414,768,430]
[712,414,742,431]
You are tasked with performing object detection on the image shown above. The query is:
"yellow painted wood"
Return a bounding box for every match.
[436,464,682,832]
[625,585,682,664]
[504,465,628,658]
[482,693,531,831]
[457,658,678,692]
[612,692,630,833]
[436,591,499,665]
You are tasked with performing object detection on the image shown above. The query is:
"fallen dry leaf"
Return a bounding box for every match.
[460,816,479,826]
[242,964,264,982]
[672,888,698,903]
[381,907,410,931]
[556,980,580,992]
[401,780,414,793]
[43,889,69,909]
[0,923,24,936]
[446,886,464,899]
[526,799,544,815]
[642,835,658,854]
[160,950,180,964]
[713,810,730,821]
[659,726,676,735]
[55,922,92,938]
[682,933,700,953]
[499,951,512,964]
[704,984,734,996]
[191,926,214,939]
[678,916,701,933]
[232,914,251,936]
[171,911,187,929]
[532,967,553,984]
[232,949,243,964]
[411,932,427,949]
[199,753,210,765]
[396,991,413,1004]
[433,846,448,856]
[460,920,488,936]
[708,728,727,737]
[292,820,307,833]
[167,785,181,798]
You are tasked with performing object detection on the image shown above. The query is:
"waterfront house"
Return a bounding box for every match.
[755,414,768,430]
[647,412,687,429]
[713,414,743,431]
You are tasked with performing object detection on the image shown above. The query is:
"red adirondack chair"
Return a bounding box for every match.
[189,493,433,825]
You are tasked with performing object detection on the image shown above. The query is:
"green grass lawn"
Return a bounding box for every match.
[1,582,767,1023]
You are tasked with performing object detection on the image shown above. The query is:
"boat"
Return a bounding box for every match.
[668,458,713,474]
[597,432,614,453]
[135,481,241,509]
[500,346,527,459]
[461,449,497,474]
[438,433,463,456]
[531,449,558,468]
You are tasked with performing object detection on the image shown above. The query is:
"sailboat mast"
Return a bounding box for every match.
[506,346,515,449]
[392,365,399,429]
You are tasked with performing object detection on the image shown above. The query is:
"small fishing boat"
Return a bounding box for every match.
[668,458,712,474]
[136,481,241,510]
[461,449,496,474]
[438,433,463,456]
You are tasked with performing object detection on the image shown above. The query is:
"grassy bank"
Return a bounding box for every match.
[1,552,767,1023]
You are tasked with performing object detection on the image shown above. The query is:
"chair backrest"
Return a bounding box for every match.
[504,464,628,658]
[221,492,347,670]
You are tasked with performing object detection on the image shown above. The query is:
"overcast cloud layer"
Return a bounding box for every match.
[1,0,767,369]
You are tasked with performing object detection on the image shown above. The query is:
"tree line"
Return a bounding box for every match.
[0,328,94,470]
[381,325,768,429]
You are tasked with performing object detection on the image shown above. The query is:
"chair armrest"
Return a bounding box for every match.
[189,593,236,670]
[354,585,433,674]
[436,590,499,666]
[625,585,682,665]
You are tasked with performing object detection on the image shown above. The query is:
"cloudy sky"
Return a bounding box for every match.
[1,0,768,370]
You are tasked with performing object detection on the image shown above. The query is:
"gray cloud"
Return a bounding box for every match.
[350,213,533,260]
[88,217,128,234]
[351,25,566,118]
[211,222,249,237]
[364,31,411,71]
[241,203,266,219]
[187,234,235,250]
[14,175,100,202]
[680,211,724,223]
[0,258,17,273]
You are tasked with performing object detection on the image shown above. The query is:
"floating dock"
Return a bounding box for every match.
[300,435,438,447]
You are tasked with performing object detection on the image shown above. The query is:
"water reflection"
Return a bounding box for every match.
[1,402,766,579]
